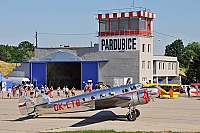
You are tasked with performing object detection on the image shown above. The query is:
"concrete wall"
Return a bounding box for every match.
[81,51,140,86]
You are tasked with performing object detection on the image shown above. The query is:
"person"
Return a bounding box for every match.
[71,87,76,96]
[49,86,54,98]
[88,83,93,92]
[187,86,190,97]
[7,87,12,99]
[34,86,39,98]
[126,78,131,85]
[57,87,61,98]
[62,86,66,97]
[84,83,88,93]
[12,86,17,98]
[65,86,69,97]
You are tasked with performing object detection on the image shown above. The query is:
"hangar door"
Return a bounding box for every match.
[31,62,46,87]
[82,62,98,90]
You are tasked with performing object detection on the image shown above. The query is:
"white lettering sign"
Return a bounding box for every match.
[99,36,139,51]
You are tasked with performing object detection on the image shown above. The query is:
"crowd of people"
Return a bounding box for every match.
[0,84,78,99]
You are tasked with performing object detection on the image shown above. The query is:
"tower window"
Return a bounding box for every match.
[148,44,151,53]
[142,61,145,69]
[142,44,145,52]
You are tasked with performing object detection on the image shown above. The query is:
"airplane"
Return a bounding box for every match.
[142,83,180,99]
[18,84,150,121]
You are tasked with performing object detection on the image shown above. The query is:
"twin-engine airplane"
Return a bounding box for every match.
[18,84,150,121]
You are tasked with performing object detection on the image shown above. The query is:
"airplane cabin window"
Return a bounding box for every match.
[122,90,125,93]
[91,96,96,100]
[125,89,129,92]
[100,94,106,98]
[82,98,86,102]
[109,92,115,96]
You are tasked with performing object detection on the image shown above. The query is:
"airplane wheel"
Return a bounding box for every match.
[127,112,136,121]
[135,109,140,118]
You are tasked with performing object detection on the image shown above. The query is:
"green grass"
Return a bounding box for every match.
[41,130,200,133]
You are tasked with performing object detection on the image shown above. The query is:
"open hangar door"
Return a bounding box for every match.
[47,62,81,89]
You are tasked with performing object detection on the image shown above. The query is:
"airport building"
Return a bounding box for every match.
[7,7,181,89]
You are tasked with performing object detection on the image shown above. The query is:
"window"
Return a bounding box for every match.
[168,63,171,70]
[159,62,161,70]
[142,61,145,69]
[109,92,115,96]
[99,19,109,32]
[163,62,165,70]
[148,44,151,53]
[130,17,138,30]
[120,18,128,31]
[142,44,145,52]
[140,18,145,30]
[142,77,147,82]
[110,18,118,32]
[148,61,151,69]
[100,94,106,98]
[91,96,96,100]
[172,63,174,70]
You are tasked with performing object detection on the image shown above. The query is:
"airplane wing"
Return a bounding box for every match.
[95,96,131,110]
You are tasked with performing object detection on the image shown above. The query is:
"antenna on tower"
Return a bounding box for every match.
[131,0,134,7]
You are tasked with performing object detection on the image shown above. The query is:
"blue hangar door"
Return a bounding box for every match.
[82,62,98,90]
[30,62,46,87]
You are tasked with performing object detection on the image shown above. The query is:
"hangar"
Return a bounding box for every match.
[7,7,181,89]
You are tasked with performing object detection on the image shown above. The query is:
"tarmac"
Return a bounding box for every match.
[0,91,200,133]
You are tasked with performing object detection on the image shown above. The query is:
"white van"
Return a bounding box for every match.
[7,77,31,88]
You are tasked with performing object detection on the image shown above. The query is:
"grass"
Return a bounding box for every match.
[41,130,200,133]
[0,60,19,76]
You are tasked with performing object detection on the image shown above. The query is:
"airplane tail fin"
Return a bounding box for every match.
[18,96,35,115]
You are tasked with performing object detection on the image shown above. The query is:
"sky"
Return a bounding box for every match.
[0,0,200,55]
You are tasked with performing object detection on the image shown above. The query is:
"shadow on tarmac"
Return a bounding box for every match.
[10,110,128,127]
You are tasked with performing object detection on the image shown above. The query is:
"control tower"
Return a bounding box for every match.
[95,7,156,83]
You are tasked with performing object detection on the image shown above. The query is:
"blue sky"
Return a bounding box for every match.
[0,0,200,55]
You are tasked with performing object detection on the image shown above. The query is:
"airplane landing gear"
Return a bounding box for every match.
[126,103,140,121]
[31,113,39,119]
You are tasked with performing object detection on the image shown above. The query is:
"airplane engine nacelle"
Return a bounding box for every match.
[132,89,150,106]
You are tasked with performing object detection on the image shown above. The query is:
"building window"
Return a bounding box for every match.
[148,44,151,53]
[163,62,165,70]
[130,17,138,30]
[148,61,151,69]
[142,77,147,82]
[142,61,145,69]
[110,18,118,32]
[142,44,145,52]
[140,18,146,30]
[159,62,161,70]
[172,63,174,70]
[120,18,129,31]
[168,63,171,70]
[99,19,109,32]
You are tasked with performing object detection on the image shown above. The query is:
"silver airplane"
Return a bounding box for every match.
[18,84,150,121]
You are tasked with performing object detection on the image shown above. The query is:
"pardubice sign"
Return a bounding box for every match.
[99,37,138,51]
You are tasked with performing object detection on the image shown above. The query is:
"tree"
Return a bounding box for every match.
[17,41,35,61]
[164,39,185,67]
[186,44,200,82]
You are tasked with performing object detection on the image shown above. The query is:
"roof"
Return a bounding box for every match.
[95,11,156,19]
